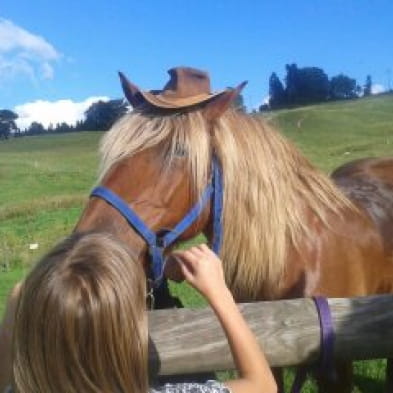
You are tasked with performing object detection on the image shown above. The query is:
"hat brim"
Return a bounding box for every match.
[139,90,228,109]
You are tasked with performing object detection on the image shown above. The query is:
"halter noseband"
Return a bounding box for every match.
[90,157,224,288]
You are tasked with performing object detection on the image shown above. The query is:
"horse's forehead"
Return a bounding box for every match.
[105,151,156,177]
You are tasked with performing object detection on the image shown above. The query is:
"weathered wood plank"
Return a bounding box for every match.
[148,295,393,376]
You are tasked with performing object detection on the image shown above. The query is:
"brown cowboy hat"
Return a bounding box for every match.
[119,66,246,109]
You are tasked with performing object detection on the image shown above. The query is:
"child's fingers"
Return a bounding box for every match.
[177,259,195,283]
[195,244,217,260]
[172,251,198,273]
[181,246,202,256]
[173,250,195,262]
[189,245,211,259]
[174,247,201,266]
[200,244,219,257]
[197,244,210,252]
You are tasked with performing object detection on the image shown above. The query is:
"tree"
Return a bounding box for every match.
[258,103,269,112]
[47,123,55,133]
[284,64,329,105]
[295,67,329,104]
[74,120,85,132]
[363,75,372,96]
[27,122,45,135]
[268,72,286,108]
[0,109,18,139]
[329,74,358,100]
[285,63,300,105]
[54,122,73,133]
[83,99,128,131]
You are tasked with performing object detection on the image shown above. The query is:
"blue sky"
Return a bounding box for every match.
[1,0,392,128]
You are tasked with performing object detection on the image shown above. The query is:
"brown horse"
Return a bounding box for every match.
[75,69,393,393]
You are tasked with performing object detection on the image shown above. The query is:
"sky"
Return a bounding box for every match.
[1,0,392,129]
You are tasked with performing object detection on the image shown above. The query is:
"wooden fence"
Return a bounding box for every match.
[148,295,393,376]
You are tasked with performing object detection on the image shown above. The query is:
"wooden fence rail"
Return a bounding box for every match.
[148,295,393,376]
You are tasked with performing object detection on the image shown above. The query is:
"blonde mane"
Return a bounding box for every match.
[99,108,356,299]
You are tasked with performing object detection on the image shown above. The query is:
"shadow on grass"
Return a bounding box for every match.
[353,374,384,393]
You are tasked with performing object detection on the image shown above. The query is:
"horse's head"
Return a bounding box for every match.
[76,142,204,255]
[75,67,246,303]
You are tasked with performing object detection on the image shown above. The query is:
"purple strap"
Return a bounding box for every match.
[290,296,334,393]
[313,296,334,372]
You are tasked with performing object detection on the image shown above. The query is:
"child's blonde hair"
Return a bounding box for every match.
[13,232,148,393]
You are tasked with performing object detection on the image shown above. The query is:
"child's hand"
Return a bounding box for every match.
[168,244,229,301]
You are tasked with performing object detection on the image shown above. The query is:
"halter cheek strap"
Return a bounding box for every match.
[90,157,224,288]
[211,155,224,253]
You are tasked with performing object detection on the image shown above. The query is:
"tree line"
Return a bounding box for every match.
[263,63,373,110]
[0,64,384,138]
[0,99,128,139]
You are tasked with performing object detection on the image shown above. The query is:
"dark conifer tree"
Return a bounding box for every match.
[363,75,372,96]
[269,73,286,108]
[329,74,358,100]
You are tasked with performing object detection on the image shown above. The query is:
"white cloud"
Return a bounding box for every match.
[0,55,35,80]
[371,84,385,95]
[41,62,54,80]
[14,96,110,130]
[0,18,61,82]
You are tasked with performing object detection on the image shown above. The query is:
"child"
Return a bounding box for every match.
[0,233,276,393]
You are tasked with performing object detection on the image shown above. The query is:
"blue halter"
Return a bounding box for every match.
[90,157,224,287]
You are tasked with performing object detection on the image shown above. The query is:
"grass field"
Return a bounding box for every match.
[0,94,392,392]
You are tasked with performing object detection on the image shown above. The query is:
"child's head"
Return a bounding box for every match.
[13,232,148,393]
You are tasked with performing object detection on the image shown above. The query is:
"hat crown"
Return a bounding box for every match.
[119,66,245,109]
[161,67,211,98]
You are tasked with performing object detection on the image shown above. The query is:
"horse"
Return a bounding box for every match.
[75,68,393,393]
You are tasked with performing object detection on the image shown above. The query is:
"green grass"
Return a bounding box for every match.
[1,95,393,391]
[267,95,393,172]
[0,132,101,314]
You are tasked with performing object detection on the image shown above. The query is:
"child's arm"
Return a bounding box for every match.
[170,245,277,393]
[0,282,22,393]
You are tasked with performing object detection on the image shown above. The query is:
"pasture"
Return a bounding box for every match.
[0,94,392,392]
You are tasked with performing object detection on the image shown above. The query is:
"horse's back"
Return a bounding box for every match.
[332,157,393,183]
[332,157,393,257]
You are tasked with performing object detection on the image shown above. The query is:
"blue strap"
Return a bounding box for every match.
[150,244,165,283]
[91,186,165,282]
[159,183,214,247]
[151,183,214,285]
[211,157,224,254]
[91,186,157,245]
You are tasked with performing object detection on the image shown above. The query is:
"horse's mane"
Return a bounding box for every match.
[99,108,356,299]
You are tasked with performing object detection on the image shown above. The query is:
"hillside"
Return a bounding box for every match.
[265,94,393,172]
